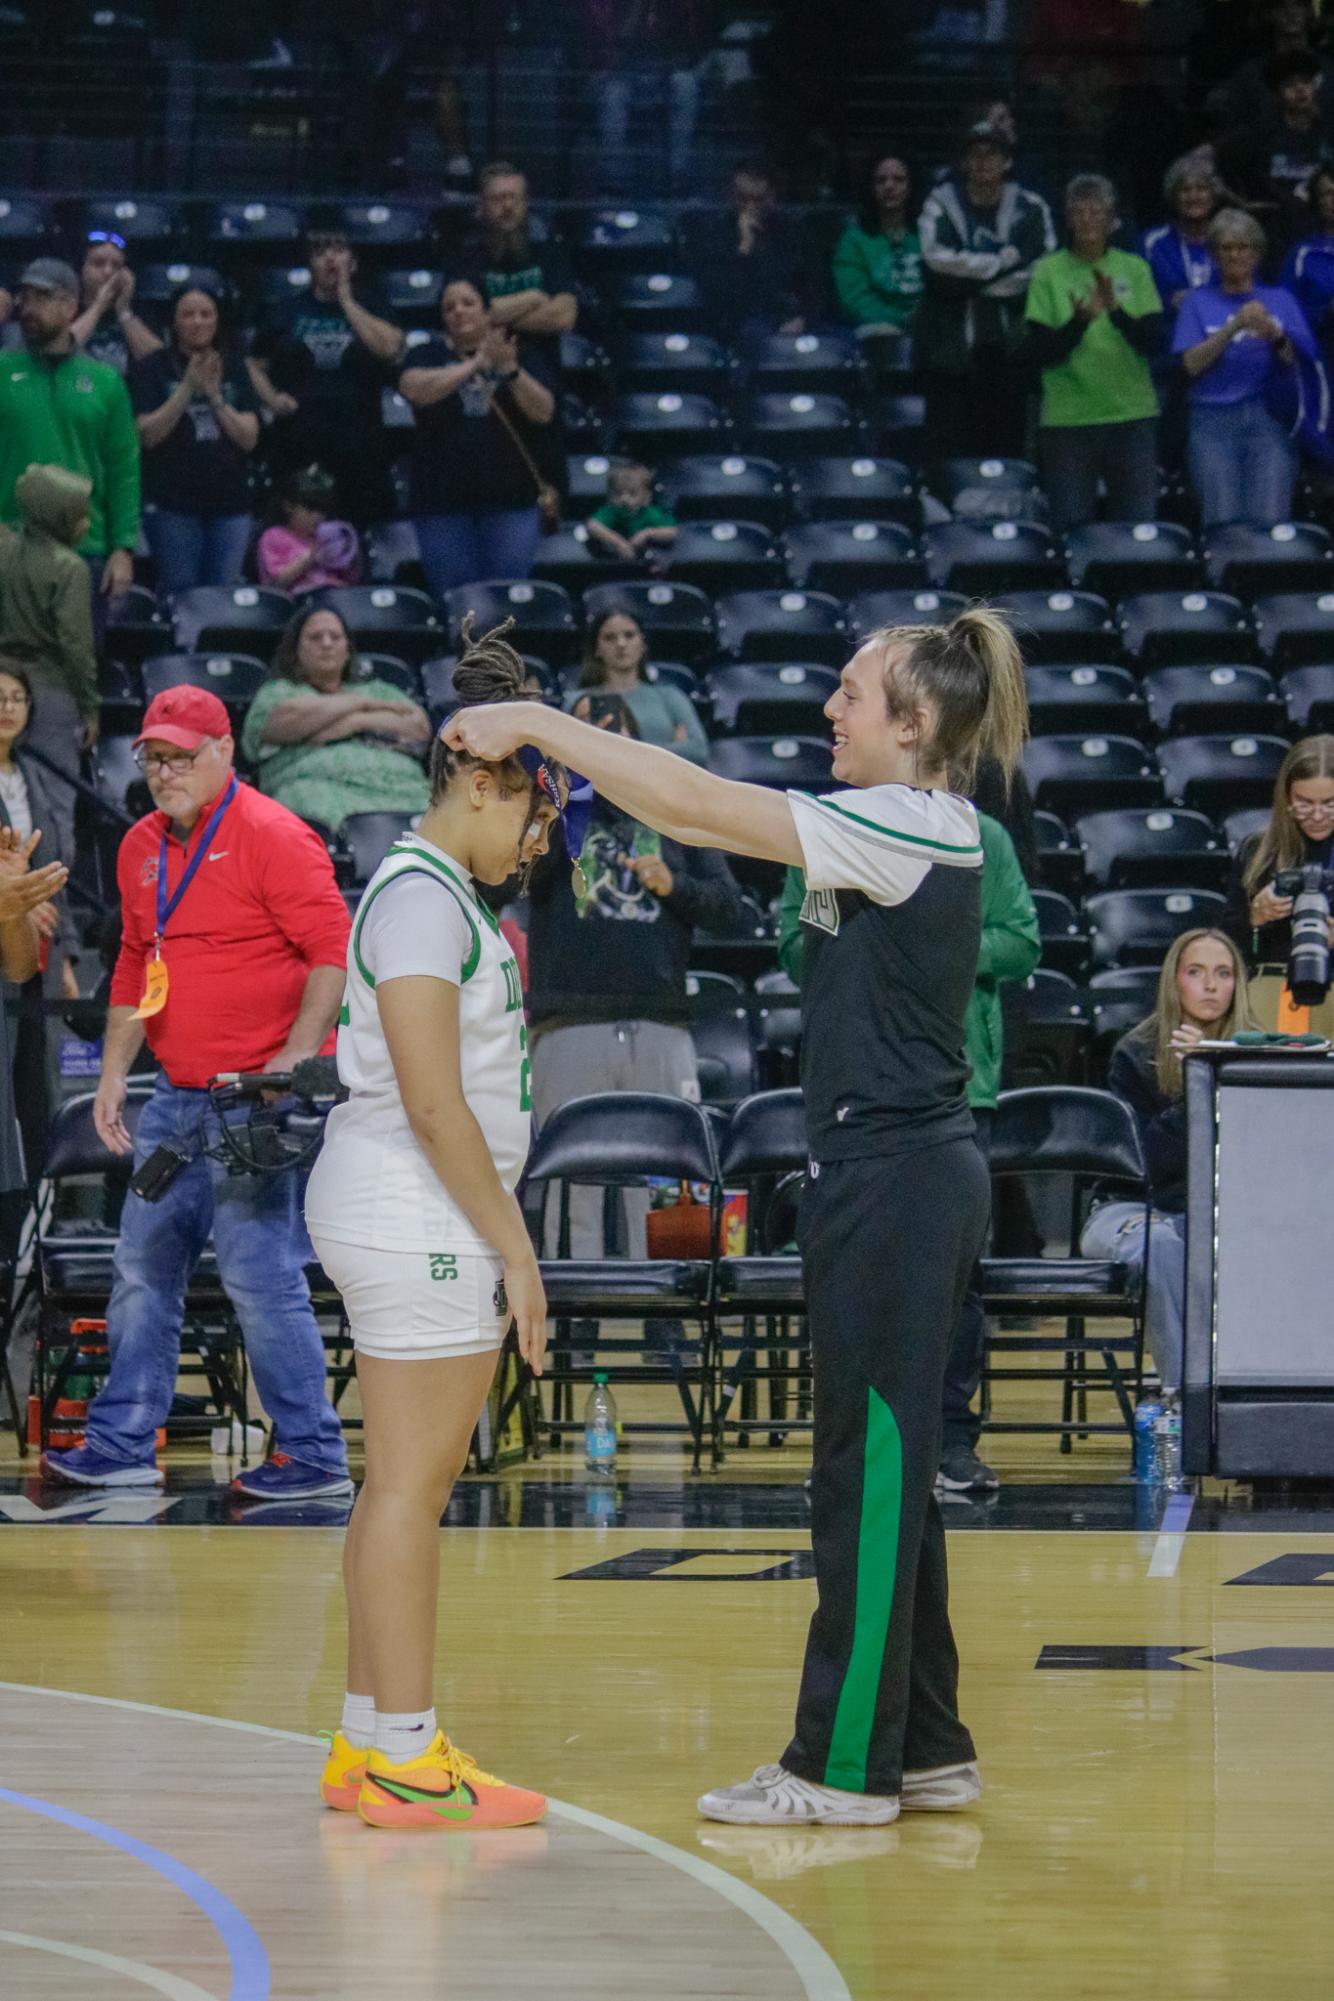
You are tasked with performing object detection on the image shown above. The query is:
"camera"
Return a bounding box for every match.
[1273,866,1334,1006]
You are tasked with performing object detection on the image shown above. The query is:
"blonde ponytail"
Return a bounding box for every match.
[949,605,1029,785]
[868,601,1029,792]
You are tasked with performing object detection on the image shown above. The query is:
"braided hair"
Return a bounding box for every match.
[428,614,567,811]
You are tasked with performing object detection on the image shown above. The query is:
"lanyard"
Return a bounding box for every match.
[155,776,237,950]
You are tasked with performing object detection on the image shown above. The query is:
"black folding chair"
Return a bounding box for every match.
[713,1088,810,1456]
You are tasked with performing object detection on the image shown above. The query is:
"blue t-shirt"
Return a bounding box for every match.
[1173,285,1317,405]
[1141,225,1216,311]
[1280,237,1334,333]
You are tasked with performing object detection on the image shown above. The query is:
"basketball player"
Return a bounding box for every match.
[445,607,1027,1826]
[306,622,579,1830]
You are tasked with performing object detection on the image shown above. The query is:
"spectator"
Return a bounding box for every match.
[130,285,260,599]
[0,665,76,1001]
[246,225,404,526]
[1212,0,1330,135]
[1021,174,1163,534]
[257,465,362,597]
[458,163,579,350]
[1280,162,1334,344]
[0,821,68,1260]
[1174,208,1317,528]
[241,604,431,835]
[584,459,678,566]
[1217,49,1334,240]
[575,607,708,763]
[526,693,747,1281]
[397,277,557,599]
[42,685,354,1498]
[71,230,164,375]
[1080,928,1256,1393]
[917,120,1056,459]
[0,260,139,608]
[1224,734,1334,1026]
[1142,158,1221,319]
[686,164,810,340]
[777,801,1040,1492]
[0,464,98,867]
[832,152,924,336]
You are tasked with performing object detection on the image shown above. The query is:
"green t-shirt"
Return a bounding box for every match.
[590,500,676,536]
[1025,247,1161,428]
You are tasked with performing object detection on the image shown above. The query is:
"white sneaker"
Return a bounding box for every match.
[900,1761,981,1810]
[697,1763,900,1826]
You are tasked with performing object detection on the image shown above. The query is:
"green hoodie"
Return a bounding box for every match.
[0,344,140,557]
[0,464,98,717]
[776,809,1039,1110]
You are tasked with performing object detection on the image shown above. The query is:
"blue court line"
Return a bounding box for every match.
[0,1785,269,2001]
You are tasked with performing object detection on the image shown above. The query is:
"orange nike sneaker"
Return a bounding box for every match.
[358,1731,547,1831]
[318,1730,368,1811]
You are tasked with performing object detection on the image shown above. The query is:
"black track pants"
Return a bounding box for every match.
[781,1137,991,1796]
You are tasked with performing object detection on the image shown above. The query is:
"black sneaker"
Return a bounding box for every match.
[936,1444,1000,1492]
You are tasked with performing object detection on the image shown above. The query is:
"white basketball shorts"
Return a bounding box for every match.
[310,1235,510,1363]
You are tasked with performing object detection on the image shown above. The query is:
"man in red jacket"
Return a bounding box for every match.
[45,686,354,1499]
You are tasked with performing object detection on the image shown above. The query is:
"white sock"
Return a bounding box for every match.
[340,1693,375,1751]
[376,1708,437,1763]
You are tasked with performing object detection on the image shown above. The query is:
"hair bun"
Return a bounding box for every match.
[452,613,526,705]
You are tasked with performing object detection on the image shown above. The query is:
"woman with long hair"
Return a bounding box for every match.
[1081,929,1256,1392]
[1224,733,1334,1029]
[577,606,708,763]
[306,620,569,1830]
[832,151,923,336]
[447,605,1027,1827]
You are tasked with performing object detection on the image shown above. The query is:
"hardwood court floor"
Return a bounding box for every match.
[3,1509,1334,2000]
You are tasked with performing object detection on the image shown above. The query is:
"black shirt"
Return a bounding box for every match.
[250,291,394,448]
[1223,828,1334,966]
[686,210,808,335]
[789,786,985,1161]
[1107,1029,1184,1212]
[397,336,556,515]
[455,226,575,353]
[129,347,259,516]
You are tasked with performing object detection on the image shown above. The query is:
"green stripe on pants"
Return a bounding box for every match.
[824,1387,903,1791]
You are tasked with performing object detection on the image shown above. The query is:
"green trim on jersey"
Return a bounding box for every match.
[796,791,982,861]
[351,864,482,991]
[824,1387,903,1791]
[390,838,502,934]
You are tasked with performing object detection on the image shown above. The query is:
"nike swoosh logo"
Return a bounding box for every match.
[207,851,229,861]
[368,1773,475,1817]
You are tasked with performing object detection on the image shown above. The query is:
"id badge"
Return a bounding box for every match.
[135,950,170,1019]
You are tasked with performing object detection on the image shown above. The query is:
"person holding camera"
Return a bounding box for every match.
[1223,733,1334,1030]
[43,685,353,1498]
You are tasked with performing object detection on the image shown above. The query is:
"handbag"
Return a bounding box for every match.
[490,389,562,531]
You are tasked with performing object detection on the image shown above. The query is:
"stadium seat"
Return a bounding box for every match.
[922,521,1062,595]
[1009,967,1091,1087]
[1065,520,1200,598]
[1088,969,1160,1082]
[845,588,966,642]
[142,652,265,725]
[1118,591,1253,666]
[533,527,638,591]
[1252,591,1334,665]
[655,454,787,528]
[306,585,443,665]
[135,262,226,310]
[782,520,923,594]
[709,736,832,789]
[336,201,429,254]
[363,520,424,586]
[105,584,173,665]
[1086,887,1227,969]
[752,976,803,1089]
[96,658,143,736]
[583,579,716,663]
[878,391,926,460]
[743,392,860,457]
[444,580,579,662]
[1281,663,1334,732]
[667,521,784,592]
[558,331,612,392]
[338,811,417,886]
[84,197,178,246]
[560,391,604,449]
[383,267,443,327]
[1076,807,1227,891]
[692,1006,759,1108]
[613,271,704,326]
[1156,733,1290,817]
[579,207,677,274]
[1224,805,1271,854]
[1033,810,1083,895]
[1023,734,1162,815]
[208,200,303,256]
[1142,664,1283,737]
[787,456,919,529]
[1202,521,1334,597]
[171,585,290,657]
[713,589,846,664]
[744,330,863,395]
[618,331,735,394]
[565,454,619,509]
[1032,887,1090,980]
[613,391,729,458]
[0,196,49,254]
[933,456,1039,505]
[707,662,839,736]
[92,735,150,821]
[1025,666,1145,739]
[255,265,315,313]
[994,590,1120,664]
[356,652,422,698]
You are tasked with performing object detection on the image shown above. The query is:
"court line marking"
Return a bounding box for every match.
[0,1681,852,2001]
[0,1782,268,2001]
[0,1928,222,2001]
[1147,1492,1196,1576]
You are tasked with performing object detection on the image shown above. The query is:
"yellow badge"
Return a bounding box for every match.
[134,952,170,1019]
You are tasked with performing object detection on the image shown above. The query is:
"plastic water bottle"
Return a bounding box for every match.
[1153,1392,1186,1493]
[584,1372,618,1478]
[1133,1399,1164,1484]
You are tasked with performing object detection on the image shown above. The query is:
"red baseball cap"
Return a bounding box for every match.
[133,686,232,751]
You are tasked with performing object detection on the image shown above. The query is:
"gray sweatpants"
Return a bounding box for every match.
[530,1019,700,1258]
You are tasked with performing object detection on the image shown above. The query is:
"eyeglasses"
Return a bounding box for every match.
[1291,796,1334,819]
[0,692,31,710]
[134,748,200,776]
[87,230,127,251]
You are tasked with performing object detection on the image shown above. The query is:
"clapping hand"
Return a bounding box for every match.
[481,320,518,375]
[1170,1021,1206,1060]
[0,827,68,925]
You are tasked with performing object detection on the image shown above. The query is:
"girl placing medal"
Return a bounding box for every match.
[307,621,585,1831]
[445,607,1028,1828]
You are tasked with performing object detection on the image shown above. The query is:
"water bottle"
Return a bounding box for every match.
[1153,1392,1186,1493]
[1133,1399,1164,1484]
[584,1372,618,1478]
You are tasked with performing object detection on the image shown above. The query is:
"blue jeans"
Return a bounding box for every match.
[144,509,253,598]
[413,507,543,600]
[84,1079,348,1473]
[1187,399,1297,529]
[1079,1202,1186,1394]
